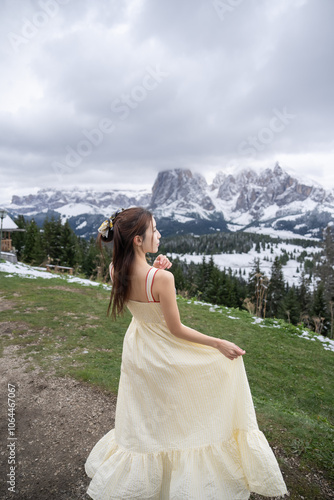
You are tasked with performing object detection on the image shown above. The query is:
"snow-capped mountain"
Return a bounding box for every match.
[7,163,334,239]
[10,188,151,217]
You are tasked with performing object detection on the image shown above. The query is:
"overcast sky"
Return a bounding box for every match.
[1,0,334,205]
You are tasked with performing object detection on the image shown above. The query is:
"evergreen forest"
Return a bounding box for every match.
[10,215,334,338]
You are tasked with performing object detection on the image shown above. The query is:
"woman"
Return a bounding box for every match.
[85,207,287,500]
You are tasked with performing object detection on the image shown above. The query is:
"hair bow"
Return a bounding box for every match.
[98,209,124,237]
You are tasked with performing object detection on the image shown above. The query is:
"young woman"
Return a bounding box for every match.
[85,207,287,500]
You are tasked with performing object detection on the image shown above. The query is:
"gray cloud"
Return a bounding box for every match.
[1,0,334,204]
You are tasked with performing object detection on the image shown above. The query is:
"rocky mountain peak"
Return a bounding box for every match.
[151,169,214,211]
[210,163,330,213]
[211,171,226,190]
[273,162,284,176]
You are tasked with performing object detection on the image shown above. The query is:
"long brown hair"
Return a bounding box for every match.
[97,207,153,318]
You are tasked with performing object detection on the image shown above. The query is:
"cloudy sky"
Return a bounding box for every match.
[1,0,334,204]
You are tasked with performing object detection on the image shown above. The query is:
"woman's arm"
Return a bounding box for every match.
[154,271,245,360]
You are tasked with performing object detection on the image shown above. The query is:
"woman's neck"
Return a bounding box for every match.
[133,249,149,268]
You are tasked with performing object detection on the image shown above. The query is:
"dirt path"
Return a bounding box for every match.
[0,344,117,500]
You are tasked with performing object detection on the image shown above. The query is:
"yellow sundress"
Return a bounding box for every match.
[85,267,287,499]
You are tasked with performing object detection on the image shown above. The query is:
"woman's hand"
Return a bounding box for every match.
[216,339,246,360]
[153,254,172,270]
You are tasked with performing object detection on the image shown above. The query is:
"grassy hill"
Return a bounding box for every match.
[0,270,333,498]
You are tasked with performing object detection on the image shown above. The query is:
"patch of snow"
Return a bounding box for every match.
[209,304,222,311]
[174,214,196,223]
[0,260,111,290]
[54,203,101,218]
[76,221,87,230]
[226,223,244,232]
[245,225,319,240]
[318,335,334,351]
[252,317,264,324]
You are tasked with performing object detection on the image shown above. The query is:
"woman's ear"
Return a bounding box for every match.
[133,235,142,247]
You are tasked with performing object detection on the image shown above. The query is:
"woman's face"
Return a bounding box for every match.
[142,217,161,254]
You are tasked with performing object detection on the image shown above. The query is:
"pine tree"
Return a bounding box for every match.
[171,258,186,293]
[53,218,63,262]
[41,215,63,263]
[281,286,300,325]
[297,272,312,317]
[23,220,39,263]
[268,256,285,318]
[312,225,334,336]
[311,282,329,334]
[227,279,239,308]
[41,216,55,260]
[60,220,78,267]
[76,237,89,274]
[217,271,229,305]
[11,215,27,259]
[31,228,45,265]
[248,258,262,292]
[185,262,198,298]
[81,236,100,279]
[196,256,211,298]
[319,226,334,302]
[203,260,222,304]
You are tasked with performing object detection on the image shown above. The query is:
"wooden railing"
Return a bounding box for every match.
[46,264,74,275]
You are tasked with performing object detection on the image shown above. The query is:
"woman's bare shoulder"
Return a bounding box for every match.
[155,269,174,283]
[153,270,175,303]
[154,269,174,293]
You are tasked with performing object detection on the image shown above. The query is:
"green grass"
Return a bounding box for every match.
[181,301,334,489]
[1,272,334,497]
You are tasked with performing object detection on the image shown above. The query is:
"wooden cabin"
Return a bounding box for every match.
[1,214,24,253]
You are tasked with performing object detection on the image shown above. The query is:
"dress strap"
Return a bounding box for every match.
[145,267,160,302]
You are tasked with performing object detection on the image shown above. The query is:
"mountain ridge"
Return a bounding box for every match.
[6,163,334,239]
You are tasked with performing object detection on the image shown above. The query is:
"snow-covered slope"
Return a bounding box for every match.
[6,164,334,239]
[170,241,320,287]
